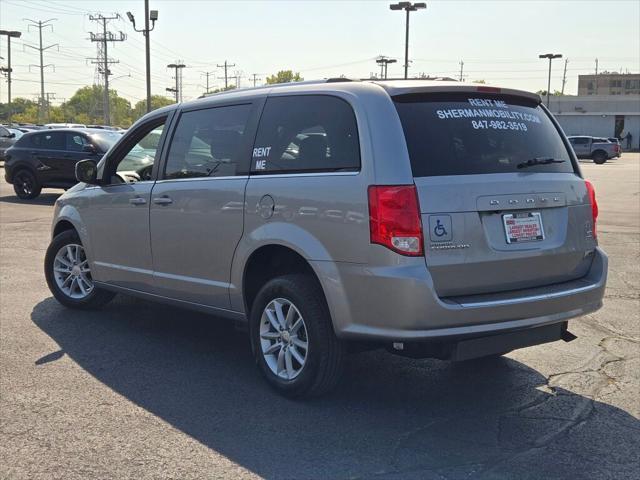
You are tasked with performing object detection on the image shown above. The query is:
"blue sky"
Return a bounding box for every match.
[1,0,639,105]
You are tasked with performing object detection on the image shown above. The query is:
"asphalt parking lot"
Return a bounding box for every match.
[1,155,638,480]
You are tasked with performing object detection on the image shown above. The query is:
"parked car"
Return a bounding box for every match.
[567,136,617,164]
[45,123,87,129]
[0,125,22,160]
[44,80,607,397]
[3,128,122,199]
[607,137,622,157]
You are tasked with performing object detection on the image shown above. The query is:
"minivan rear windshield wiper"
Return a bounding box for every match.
[517,157,565,169]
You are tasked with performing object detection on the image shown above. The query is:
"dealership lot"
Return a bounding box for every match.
[0,156,638,479]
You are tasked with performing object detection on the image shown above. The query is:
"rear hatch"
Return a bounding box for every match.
[394,91,597,297]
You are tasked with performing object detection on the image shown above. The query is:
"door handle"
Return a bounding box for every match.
[129,196,147,205]
[153,196,173,205]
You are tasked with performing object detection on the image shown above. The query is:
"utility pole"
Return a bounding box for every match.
[375,56,397,79]
[561,58,568,95]
[234,70,243,88]
[217,60,235,89]
[250,73,262,87]
[0,30,22,126]
[595,58,599,95]
[167,62,185,102]
[389,2,426,79]
[200,70,215,94]
[44,92,55,122]
[127,2,159,113]
[59,97,67,121]
[89,14,125,126]
[459,60,464,82]
[23,19,58,123]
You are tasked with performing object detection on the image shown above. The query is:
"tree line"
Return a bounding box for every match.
[0,70,304,127]
[0,86,174,127]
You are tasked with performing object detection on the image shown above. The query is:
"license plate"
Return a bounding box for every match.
[503,212,544,244]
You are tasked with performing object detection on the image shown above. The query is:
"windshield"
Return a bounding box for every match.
[8,129,24,139]
[393,92,575,176]
[90,131,123,152]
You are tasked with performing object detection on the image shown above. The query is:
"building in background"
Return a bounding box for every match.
[578,73,640,96]
[549,94,640,150]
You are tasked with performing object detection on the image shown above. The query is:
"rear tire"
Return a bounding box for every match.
[249,274,345,398]
[45,230,115,309]
[13,169,42,199]
[592,151,607,164]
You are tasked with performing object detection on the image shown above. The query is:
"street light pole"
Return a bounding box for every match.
[539,53,562,108]
[390,2,426,79]
[0,30,22,126]
[127,1,158,113]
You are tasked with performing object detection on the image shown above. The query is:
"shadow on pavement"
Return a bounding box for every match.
[0,192,61,206]
[32,296,639,479]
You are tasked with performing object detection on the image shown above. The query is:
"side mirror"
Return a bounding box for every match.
[76,159,99,185]
[8,132,16,139]
[82,144,97,154]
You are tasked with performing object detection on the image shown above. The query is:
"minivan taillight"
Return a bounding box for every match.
[585,180,598,238]
[368,185,424,256]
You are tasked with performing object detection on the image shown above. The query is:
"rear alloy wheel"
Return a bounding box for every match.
[45,230,115,309]
[250,274,345,398]
[592,151,607,165]
[13,170,41,199]
[259,298,309,380]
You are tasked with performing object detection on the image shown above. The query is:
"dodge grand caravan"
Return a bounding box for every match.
[44,80,607,397]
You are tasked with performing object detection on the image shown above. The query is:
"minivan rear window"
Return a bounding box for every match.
[394,93,575,177]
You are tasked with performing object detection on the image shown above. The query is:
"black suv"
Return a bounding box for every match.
[3,128,121,199]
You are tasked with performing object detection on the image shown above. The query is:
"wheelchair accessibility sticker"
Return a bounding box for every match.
[429,215,452,242]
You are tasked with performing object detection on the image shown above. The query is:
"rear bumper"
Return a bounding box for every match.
[313,247,607,342]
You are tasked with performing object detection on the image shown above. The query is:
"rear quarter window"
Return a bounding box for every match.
[251,95,360,174]
[394,92,575,176]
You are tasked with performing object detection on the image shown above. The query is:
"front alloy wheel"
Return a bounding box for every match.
[53,244,94,299]
[45,229,115,309]
[260,298,309,380]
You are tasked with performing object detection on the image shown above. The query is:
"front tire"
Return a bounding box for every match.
[249,274,345,398]
[45,230,115,309]
[13,169,42,199]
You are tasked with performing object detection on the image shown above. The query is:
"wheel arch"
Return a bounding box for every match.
[52,206,94,266]
[7,162,37,182]
[241,244,325,316]
[53,219,77,238]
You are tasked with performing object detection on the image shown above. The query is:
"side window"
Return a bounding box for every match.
[31,132,65,150]
[572,137,588,145]
[106,118,167,183]
[65,133,89,152]
[251,95,360,174]
[0,127,9,137]
[163,104,252,179]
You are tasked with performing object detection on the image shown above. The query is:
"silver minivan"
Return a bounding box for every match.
[45,80,607,397]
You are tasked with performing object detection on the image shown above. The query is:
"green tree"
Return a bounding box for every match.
[132,95,175,120]
[0,97,39,122]
[536,90,563,96]
[65,85,132,126]
[265,70,303,85]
